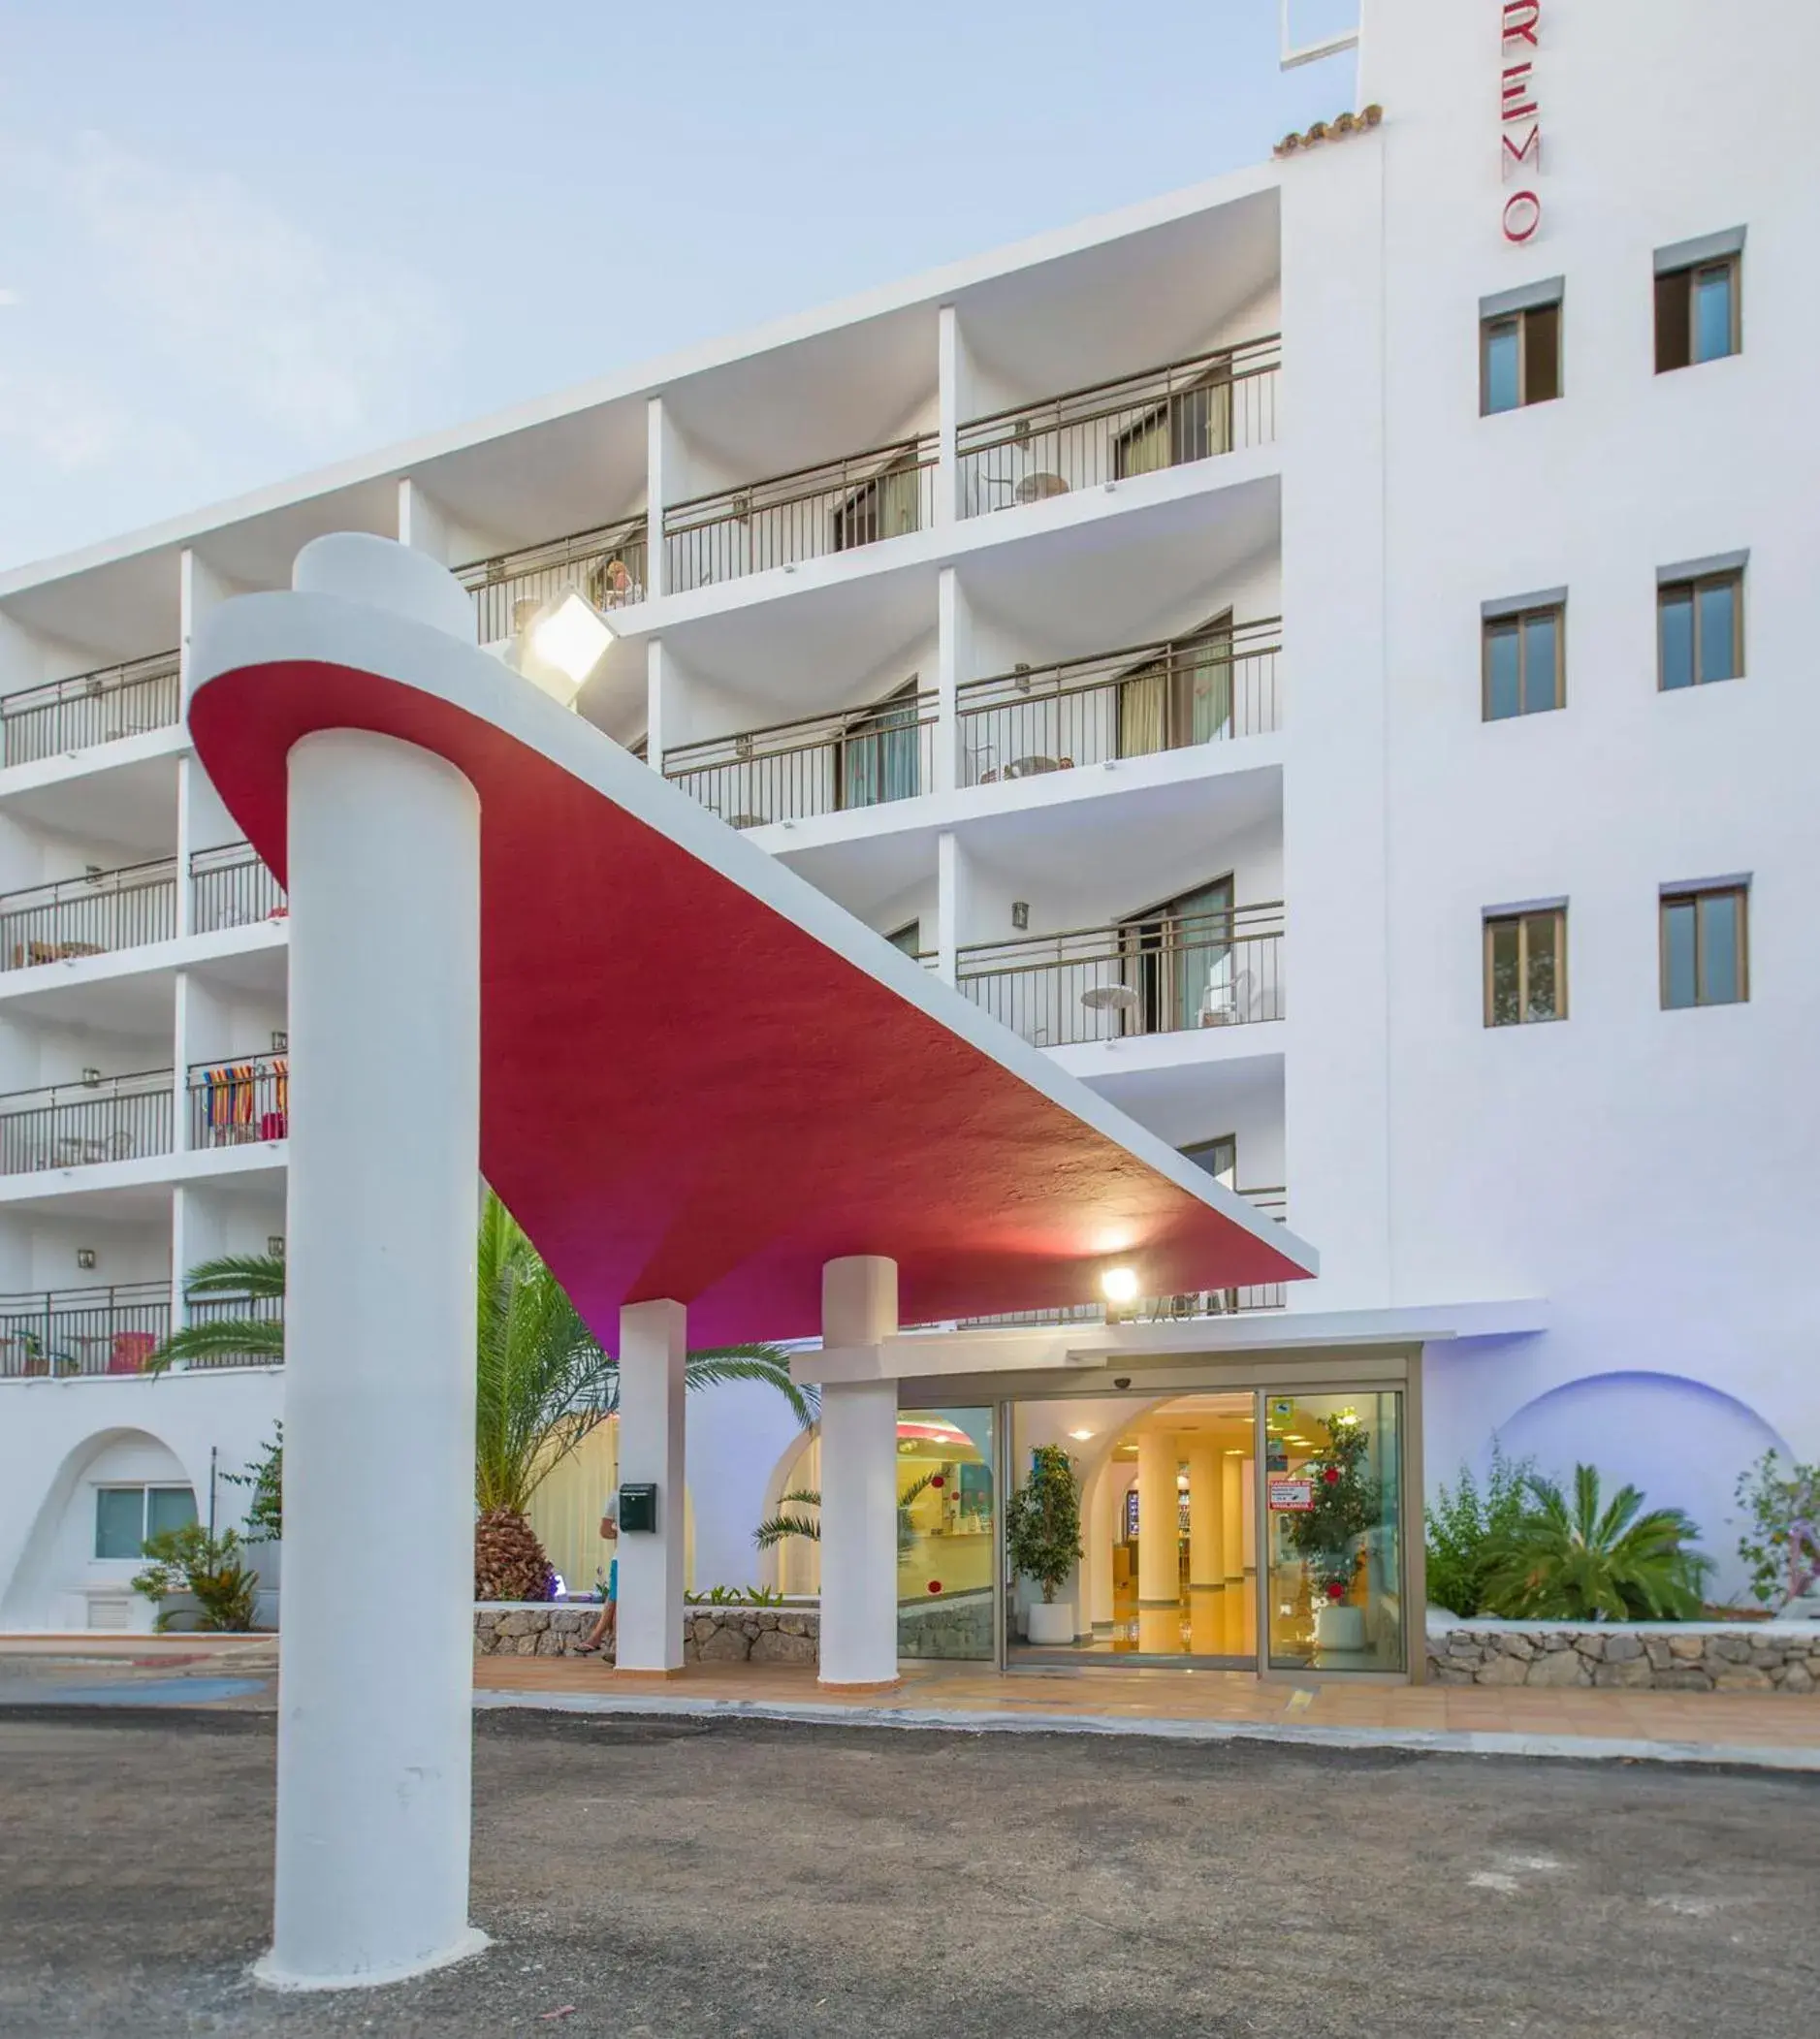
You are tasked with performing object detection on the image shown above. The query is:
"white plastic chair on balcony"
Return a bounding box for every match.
[1199,967,1255,1028]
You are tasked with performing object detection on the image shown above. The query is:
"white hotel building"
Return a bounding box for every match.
[0,0,1811,1671]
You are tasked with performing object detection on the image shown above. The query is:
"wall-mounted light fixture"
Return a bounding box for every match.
[76,1247,96,1271]
[1011,901,1030,931]
[271,1031,288,1054]
[81,1067,100,1087]
[269,1235,286,1258]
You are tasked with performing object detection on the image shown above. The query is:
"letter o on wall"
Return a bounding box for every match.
[1502,191,1542,244]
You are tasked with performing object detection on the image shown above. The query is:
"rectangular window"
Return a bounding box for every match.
[1658,570,1742,690]
[93,1483,198,1560]
[1657,255,1740,371]
[1485,908,1566,1026]
[1661,885,1747,1008]
[1484,604,1564,720]
[1482,300,1560,414]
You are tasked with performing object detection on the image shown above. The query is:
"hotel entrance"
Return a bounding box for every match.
[981,1360,1421,1680]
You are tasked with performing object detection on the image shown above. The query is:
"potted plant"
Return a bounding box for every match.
[1006,1444,1083,1644]
[1287,1412,1379,1651]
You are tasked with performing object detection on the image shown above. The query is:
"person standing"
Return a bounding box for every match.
[582,1497,619,1655]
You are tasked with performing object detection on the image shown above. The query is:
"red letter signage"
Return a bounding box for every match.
[1498,3,1544,240]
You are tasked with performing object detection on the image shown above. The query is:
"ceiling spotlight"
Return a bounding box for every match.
[1101,1266,1138,1305]
[1068,1427,1097,1442]
[527,590,615,699]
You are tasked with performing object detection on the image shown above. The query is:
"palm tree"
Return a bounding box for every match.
[1483,1464,1712,1621]
[152,1192,811,1602]
[752,1471,935,1559]
[144,1253,285,1371]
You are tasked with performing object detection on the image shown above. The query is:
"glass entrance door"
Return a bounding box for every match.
[1262,1391,1407,1673]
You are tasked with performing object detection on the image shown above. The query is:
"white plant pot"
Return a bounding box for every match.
[1314,1601,1366,1652]
[1026,1600,1076,1645]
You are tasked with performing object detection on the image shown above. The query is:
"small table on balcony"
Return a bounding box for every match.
[1080,984,1138,1016]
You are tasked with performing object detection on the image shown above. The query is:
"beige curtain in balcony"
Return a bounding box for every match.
[1117,655,1167,757]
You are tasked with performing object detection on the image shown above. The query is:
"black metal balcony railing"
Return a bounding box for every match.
[0,1282,172,1379]
[0,858,177,972]
[0,652,182,769]
[959,1188,1291,1326]
[190,842,286,934]
[0,1071,175,1177]
[663,692,937,827]
[456,517,650,646]
[956,335,1280,518]
[663,432,939,592]
[957,903,1285,1050]
[188,1053,288,1149]
[182,1289,285,1369]
[957,619,1282,782]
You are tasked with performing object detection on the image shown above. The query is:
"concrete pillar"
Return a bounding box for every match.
[1136,1433,1180,1607]
[936,303,966,526]
[1187,1444,1223,1589]
[937,830,973,987]
[645,639,669,774]
[935,567,971,795]
[1223,1451,1246,1582]
[646,396,673,599]
[616,1298,686,1673]
[817,1257,900,1689]
[261,536,482,1991]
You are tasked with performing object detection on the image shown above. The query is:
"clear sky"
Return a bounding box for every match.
[0,1,1357,573]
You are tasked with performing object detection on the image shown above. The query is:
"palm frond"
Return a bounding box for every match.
[181,1253,287,1300]
[684,1345,816,1428]
[753,1511,822,1549]
[144,1319,286,1373]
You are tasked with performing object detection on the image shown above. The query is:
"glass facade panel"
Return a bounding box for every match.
[897,1408,995,1660]
[1700,891,1741,1004]
[145,1485,198,1542]
[1485,623,1521,720]
[1487,917,1521,1025]
[1699,579,1740,683]
[1659,589,1695,690]
[1525,909,1559,1020]
[1663,898,1698,1009]
[1484,320,1520,414]
[1265,1392,1405,1673]
[1693,265,1735,363]
[94,1486,144,1560]
[1520,612,1559,714]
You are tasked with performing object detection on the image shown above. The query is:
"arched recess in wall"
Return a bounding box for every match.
[0,1424,205,1630]
[1494,1371,1790,1600]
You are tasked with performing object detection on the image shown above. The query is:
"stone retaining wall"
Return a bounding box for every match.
[1427,1619,1820,1692]
[475,1599,996,1666]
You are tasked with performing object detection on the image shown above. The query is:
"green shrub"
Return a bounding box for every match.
[1425,1445,1534,1615]
[130,1524,261,1633]
[1481,1465,1711,1621]
[1005,1445,1082,1605]
[1734,1450,1820,1609]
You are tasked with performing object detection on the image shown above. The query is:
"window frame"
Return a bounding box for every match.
[1657,569,1744,691]
[1483,907,1569,1028]
[1660,884,1749,1009]
[1482,602,1566,721]
[1656,252,1741,372]
[1480,299,1561,415]
[92,1481,198,1561]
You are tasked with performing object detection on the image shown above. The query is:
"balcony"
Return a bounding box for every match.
[961,1188,1291,1325]
[956,335,1279,518]
[191,842,286,934]
[663,691,937,827]
[663,432,939,593]
[456,516,649,646]
[0,1281,171,1379]
[189,1052,288,1149]
[0,652,182,768]
[957,903,1284,1050]
[0,858,177,972]
[184,1286,284,1368]
[0,1071,175,1176]
[958,618,1281,784]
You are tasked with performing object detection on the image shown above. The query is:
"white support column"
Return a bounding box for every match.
[645,639,669,775]
[936,303,968,526]
[260,537,483,1991]
[398,477,454,565]
[179,549,232,703]
[1136,1432,1179,1607]
[616,1296,686,1673]
[935,566,971,795]
[1223,1451,1246,1583]
[936,830,973,988]
[646,396,672,601]
[817,1257,900,1689]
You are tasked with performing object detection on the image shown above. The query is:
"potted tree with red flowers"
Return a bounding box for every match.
[1288,1412,1380,1651]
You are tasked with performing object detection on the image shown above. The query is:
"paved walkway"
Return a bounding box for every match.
[474,1653,1820,1769]
[5,1637,1818,1768]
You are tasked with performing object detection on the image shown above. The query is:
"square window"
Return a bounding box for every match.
[95,1487,145,1560]
[1661,886,1747,1008]
[1657,254,1740,371]
[1485,908,1567,1026]
[1482,300,1561,415]
[145,1485,198,1542]
[1484,603,1565,720]
[1658,571,1742,689]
